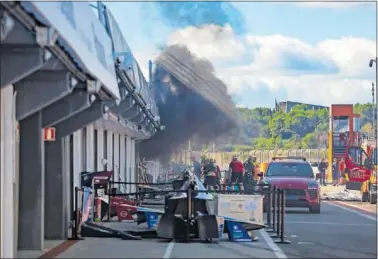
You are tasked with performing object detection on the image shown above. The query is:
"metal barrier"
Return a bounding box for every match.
[266,188,291,244]
[105,181,290,243]
[70,187,86,240]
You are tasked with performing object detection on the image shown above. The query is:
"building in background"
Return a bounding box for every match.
[275,99,329,113]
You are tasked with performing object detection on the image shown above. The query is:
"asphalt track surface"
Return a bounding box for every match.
[58,202,377,258]
[276,201,377,258]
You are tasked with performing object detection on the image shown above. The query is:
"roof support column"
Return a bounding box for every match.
[44,138,67,239]
[18,111,44,250]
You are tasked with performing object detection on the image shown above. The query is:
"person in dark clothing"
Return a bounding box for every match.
[214,159,222,189]
[339,132,346,146]
[203,158,217,189]
[332,158,339,186]
[243,156,255,193]
[318,159,328,186]
[203,159,216,174]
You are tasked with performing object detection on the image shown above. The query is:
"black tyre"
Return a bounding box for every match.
[309,203,321,214]
[370,194,377,204]
[361,192,369,202]
[263,202,268,213]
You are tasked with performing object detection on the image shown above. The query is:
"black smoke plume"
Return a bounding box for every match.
[139,45,240,162]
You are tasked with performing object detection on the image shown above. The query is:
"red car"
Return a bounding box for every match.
[261,157,321,213]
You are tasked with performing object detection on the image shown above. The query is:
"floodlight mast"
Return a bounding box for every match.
[369,58,377,142]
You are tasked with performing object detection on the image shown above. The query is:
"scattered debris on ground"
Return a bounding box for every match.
[321,187,361,201]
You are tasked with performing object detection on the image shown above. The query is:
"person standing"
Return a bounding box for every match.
[191,156,202,180]
[339,157,346,185]
[339,132,346,146]
[318,159,328,186]
[243,156,255,193]
[229,156,245,192]
[203,158,217,190]
[214,159,222,190]
[332,158,339,186]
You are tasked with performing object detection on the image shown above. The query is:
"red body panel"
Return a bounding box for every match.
[267,177,312,189]
[265,176,320,207]
[111,197,137,221]
[344,146,372,182]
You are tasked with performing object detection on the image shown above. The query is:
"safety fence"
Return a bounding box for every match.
[137,159,163,184]
[69,180,291,244]
[173,149,328,169]
[70,187,89,240]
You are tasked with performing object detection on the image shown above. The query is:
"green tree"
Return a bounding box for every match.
[210,103,375,152]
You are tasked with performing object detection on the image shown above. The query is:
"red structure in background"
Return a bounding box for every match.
[328,104,361,181]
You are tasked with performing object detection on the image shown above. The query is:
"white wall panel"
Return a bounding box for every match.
[0,85,15,257]
[113,133,120,184]
[126,136,131,193]
[97,128,104,171]
[73,130,83,188]
[130,139,136,193]
[106,131,113,171]
[85,125,94,171]
[119,135,126,193]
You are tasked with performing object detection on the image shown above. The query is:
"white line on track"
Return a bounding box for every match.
[325,201,377,221]
[297,241,314,245]
[163,241,175,259]
[259,229,288,259]
[285,221,375,226]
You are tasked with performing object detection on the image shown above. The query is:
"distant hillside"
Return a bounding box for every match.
[192,103,376,152]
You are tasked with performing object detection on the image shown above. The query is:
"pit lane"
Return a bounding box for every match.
[56,229,285,258]
[53,195,376,258]
[275,201,377,258]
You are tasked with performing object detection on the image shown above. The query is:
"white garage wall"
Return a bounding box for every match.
[119,136,126,193]
[86,125,95,172]
[0,84,15,258]
[106,131,113,171]
[97,128,104,171]
[73,130,83,190]
[113,133,120,184]
[72,123,141,196]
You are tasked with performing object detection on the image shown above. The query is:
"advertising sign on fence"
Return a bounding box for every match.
[81,187,94,223]
[214,194,264,226]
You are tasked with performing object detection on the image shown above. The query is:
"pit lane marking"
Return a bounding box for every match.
[325,201,377,221]
[285,221,375,226]
[259,229,288,259]
[297,241,314,245]
[163,241,175,259]
[327,200,377,215]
